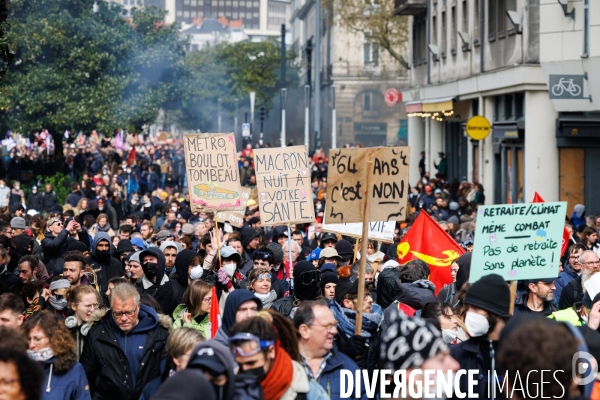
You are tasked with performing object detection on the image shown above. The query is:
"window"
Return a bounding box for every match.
[412,13,427,64]
[488,0,507,41]
[474,0,480,42]
[363,36,379,65]
[432,15,437,45]
[583,0,590,55]
[363,91,380,117]
[451,6,457,54]
[462,0,467,32]
[441,11,446,57]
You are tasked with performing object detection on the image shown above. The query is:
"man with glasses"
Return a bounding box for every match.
[560,250,600,309]
[272,261,323,319]
[554,243,586,305]
[294,300,367,400]
[41,216,88,277]
[81,283,169,400]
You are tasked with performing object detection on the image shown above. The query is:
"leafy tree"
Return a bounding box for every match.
[173,39,299,131]
[0,0,13,82]
[0,0,186,148]
[323,0,409,69]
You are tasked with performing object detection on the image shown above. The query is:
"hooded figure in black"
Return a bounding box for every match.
[86,232,123,296]
[213,289,262,347]
[155,249,195,317]
[271,261,322,319]
[136,247,168,295]
[187,341,237,400]
[142,368,215,400]
[239,227,259,276]
[437,251,472,305]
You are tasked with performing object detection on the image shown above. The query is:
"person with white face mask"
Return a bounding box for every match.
[449,274,511,400]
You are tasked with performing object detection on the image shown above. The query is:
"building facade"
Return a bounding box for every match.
[291,0,409,149]
[398,0,600,215]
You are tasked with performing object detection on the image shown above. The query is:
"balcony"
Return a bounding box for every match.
[394,0,426,16]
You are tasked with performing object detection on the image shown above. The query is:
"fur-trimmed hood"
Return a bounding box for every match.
[46,352,78,374]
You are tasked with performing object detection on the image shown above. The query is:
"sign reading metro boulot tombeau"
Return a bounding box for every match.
[183,133,244,212]
[325,147,411,224]
[253,146,316,226]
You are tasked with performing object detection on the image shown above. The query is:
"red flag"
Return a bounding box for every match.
[210,286,221,339]
[397,212,465,295]
[127,145,136,166]
[532,192,570,257]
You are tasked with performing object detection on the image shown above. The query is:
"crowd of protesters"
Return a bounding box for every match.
[0,130,598,400]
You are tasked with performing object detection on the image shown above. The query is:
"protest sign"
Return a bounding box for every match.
[326,147,410,224]
[469,202,568,283]
[215,187,252,228]
[254,146,315,226]
[322,221,395,242]
[183,133,243,211]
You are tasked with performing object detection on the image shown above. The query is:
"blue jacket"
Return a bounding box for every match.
[42,360,91,400]
[317,348,368,400]
[554,263,580,305]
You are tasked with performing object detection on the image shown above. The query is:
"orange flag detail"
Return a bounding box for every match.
[397,211,465,295]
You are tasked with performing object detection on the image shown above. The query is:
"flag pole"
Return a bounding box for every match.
[355,161,372,335]
[214,212,221,267]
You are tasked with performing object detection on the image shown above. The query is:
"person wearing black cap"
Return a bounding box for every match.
[115,239,134,267]
[271,261,322,319]
[248,216,261,229]
[319,264,338,300]
[319,232,337,249]
[513,278,557,316]
[240,227,260,276]
[450,273,511,399]
[334,239,354,267]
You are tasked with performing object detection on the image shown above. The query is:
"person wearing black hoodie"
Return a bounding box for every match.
[186,340,238,400]
[42,217,89,277]
[213,289,262,347]
[155,249,196,317]
[81,283,169,400]
[136,247,169,295]
[271,261,322,319]
[150,370,216,400]
[240,227,260,276]
[86,232,123,296]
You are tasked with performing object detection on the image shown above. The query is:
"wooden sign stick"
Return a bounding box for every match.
[355,161,372,335]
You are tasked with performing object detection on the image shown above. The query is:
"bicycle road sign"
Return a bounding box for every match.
[549,74,584,99]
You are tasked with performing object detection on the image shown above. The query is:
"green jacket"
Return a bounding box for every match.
[172,304,210,339]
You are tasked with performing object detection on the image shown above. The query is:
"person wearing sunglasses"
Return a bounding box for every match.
[41,216,88,278]
[43,277,71,321]
[271,261,323,319]
[248,268,277,309]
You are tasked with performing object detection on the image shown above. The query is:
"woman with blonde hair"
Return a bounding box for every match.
[172,280,213,338]
[75,198,88,216]
[65,285,101,358]
[248,267,277,308]
[22,311,91,400]
[88,213,115,238]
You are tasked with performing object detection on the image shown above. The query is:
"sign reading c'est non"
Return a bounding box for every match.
[466,115,491,140]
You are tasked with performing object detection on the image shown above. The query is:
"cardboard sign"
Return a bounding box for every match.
[215,187,251,228]
[254,146,315,226]
[326,147,410,224]
[183,133,243,211]
[469,202,568,282]
[322,221,396,242]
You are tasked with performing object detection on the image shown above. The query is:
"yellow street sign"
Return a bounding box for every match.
[466,115,491,140]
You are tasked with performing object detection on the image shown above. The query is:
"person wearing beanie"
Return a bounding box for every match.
[266,242,291,295]
[513,278,557,317]
[334,239,354,267]
[380,309,459,396]
[450,273,511,399]
[271,261,322,319]
[320,263,338,300]
[159,240,183,279]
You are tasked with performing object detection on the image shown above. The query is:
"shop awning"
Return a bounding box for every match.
[405,96,456,113]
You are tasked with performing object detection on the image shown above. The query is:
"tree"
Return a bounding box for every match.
[323,0,409,70]
[172,39,299,131]
[0,0,186,142]
[0,0,13,82]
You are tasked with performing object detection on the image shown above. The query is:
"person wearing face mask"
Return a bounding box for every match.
[155,249,199,317]
[449,273,511,400]
[85,232,123,297]
[9,181,24,212]
[43,278,71,321]
[27,185,44,214]
[421,301,460,345]
[380,309,460,400]
[23,310,91,400]
[186,340,236,400]
[271,261,323,319]
[173,280,213,337]
[0,179,10,210]
[135,247,169,295]
[211,246,244,307]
